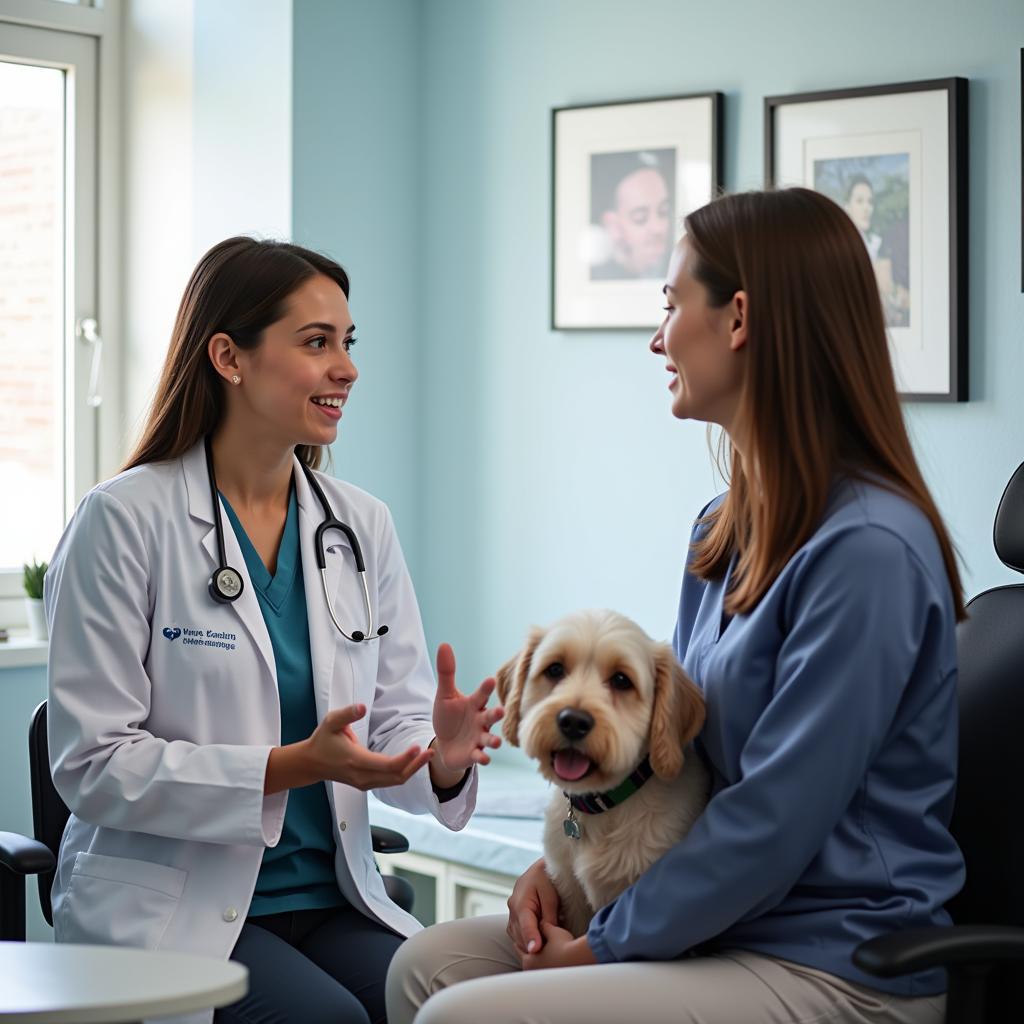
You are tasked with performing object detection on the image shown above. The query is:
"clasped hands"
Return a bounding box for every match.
[506,857,598,971]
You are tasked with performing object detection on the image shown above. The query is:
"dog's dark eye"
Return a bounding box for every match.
[609,672,634,691]
[542,662,566,683]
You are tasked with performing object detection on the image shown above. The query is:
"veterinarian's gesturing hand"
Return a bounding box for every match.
[507,858,561,956]
[430,642,504,785]
[266,704,434,794]
[522,922,598,971]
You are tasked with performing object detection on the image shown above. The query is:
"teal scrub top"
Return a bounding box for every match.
[221,484,345,917]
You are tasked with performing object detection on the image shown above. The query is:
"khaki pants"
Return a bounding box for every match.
[385,915,946,1024]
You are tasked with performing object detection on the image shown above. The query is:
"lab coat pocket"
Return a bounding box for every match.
[61,852,187,950]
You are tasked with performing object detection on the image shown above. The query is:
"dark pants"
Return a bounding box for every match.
[215,905,405,1024]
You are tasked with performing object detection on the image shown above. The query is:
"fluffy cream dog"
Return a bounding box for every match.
[496,609,710,937]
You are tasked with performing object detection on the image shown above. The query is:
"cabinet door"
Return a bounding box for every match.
[392,865,439,926]
[457,885,511,919]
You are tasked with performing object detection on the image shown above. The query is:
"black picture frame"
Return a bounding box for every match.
[765,78,968,402]
[551,92,723,331]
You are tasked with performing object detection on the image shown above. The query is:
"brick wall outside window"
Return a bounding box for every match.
[0,78,65,570]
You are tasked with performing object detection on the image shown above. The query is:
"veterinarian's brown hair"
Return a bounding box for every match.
[684,189,965,621]
[123,236,350,473]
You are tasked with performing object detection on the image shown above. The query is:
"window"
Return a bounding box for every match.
[0,2,120,640]
[0,58,74,574]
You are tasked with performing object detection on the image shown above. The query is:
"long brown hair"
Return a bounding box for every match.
[123,236,351,472]
[685,189,965,620]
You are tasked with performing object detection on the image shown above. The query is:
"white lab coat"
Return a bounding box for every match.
[43,440,477,1024]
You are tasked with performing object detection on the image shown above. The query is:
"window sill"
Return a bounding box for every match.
[0,633,48,669]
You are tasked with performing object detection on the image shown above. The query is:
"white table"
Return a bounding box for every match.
[0,942,248,1023]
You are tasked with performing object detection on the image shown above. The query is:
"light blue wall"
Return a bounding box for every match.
[292,0,422,573]
[192,0,293,252]
[294,0,1024,737]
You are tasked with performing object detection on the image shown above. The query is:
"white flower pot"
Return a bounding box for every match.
[25,597,48,641]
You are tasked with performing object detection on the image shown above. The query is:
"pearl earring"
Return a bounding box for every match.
[231,374,241,385]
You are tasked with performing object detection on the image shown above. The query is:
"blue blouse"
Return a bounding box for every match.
[587,477,964,996]
[222,486,345,916]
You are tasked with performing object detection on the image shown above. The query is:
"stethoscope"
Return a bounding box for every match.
[204,436,389,643]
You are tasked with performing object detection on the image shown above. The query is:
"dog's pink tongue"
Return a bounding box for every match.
[553,749,592,781]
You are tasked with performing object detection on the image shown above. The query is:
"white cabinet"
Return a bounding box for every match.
[379,851,518,926]
[371,762,549,926]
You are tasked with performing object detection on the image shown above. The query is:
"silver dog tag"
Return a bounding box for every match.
[563,806,581,840]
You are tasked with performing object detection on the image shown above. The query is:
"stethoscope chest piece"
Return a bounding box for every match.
[209,565,244,604]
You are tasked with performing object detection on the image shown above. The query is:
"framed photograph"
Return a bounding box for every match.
[551,92,722,331]
[766,78,968,402]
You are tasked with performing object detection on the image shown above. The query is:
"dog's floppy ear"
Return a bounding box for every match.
[649,644,706,780]
[494,626,544,747]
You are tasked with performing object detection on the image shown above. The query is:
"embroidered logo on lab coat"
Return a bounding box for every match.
[161,626,237,651]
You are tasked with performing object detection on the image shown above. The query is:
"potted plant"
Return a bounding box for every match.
[23,559,48,641]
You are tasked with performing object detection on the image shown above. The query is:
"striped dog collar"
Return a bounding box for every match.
[565,755,654,815]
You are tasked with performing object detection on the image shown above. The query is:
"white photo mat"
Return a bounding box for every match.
[771,87,961,399]
[552,95,719,330]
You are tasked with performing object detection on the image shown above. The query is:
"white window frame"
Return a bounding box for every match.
[0,0,121,660]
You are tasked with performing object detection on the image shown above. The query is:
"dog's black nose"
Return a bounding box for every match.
[557,707,594,741]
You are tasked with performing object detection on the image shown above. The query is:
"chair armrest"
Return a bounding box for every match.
[0,831,55,875]
[854,925,1024,978]
[370,825,409,854]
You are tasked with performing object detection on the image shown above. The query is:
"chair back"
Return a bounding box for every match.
[946,461,1024,1017]
[29,701,70,927]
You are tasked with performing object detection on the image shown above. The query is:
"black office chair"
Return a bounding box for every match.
[0,700,414,940]
[852,461,1024,1022]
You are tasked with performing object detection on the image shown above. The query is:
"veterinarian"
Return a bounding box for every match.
[386,188,962,1024]
[44,237,504,1024]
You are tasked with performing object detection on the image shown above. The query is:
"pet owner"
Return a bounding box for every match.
[386,188,963,1024]
[44,237,504,1024]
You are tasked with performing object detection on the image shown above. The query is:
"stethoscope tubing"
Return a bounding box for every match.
[204,435,386,642]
